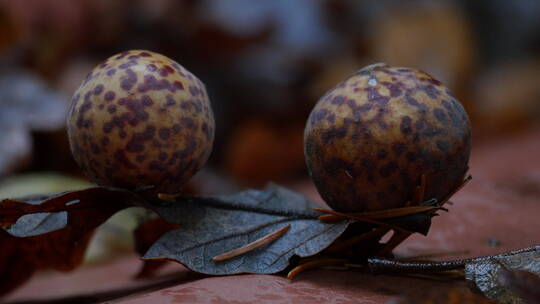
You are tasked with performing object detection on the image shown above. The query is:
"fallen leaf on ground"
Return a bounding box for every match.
[144,184,350,275]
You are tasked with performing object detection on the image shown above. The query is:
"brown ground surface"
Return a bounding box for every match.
[4,127,540,304]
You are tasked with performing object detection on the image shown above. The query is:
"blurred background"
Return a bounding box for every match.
[0,0,539,263]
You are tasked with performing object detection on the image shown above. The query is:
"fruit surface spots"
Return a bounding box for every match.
[67,50,215,196]
[304,64,471,212]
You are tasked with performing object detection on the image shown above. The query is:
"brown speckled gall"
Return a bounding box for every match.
[304,63,471,212]
[67,50,215,196]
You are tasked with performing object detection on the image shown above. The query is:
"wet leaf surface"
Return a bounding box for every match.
[465,246,540,304]
[144,184,350,275]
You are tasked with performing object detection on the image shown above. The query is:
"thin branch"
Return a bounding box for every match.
[368,245,540,274]
[315,208,411,233]
[318,205,441,222]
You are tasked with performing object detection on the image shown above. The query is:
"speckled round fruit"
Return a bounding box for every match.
[67,50,214,196]
[304,63,471,212]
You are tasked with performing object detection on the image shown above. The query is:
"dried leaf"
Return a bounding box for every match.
[498,269,540,304]
[0,187,142,296]
[134,217,180,279]
[1,187,141,231]
[465,246,540,304]
[144,184,350,275]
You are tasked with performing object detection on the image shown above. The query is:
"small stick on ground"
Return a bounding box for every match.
[315,208,411,233]
[287,258,347,279]
[318,205,442,222]
[212,225,290,262]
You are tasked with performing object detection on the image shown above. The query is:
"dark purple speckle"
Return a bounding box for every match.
[141,95,154,107]
[104,91,116,102]
[159,128,170,140]
[107,105,117,114]
[146,64,157,72]
[93,84,104,95]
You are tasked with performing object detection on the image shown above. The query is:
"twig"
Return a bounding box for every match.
[368,245,540,274]
[287,258,346,279]
[315,208,411,233]
[212,225,291,262]
[318,205,442,222]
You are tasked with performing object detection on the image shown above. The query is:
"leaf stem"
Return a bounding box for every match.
[318,205,442,222]
[171,197,321,219]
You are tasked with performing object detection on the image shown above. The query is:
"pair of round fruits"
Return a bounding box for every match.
[67,51,471,212]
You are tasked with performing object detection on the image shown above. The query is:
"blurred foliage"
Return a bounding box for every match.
[0,0,539,186]
[0,173,90,199]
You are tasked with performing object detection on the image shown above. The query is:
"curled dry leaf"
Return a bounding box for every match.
[133,217,181,279]
[498,269,540,304]
[144,184,350,275]
[465,246,540,304]
[0,187,142,296]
